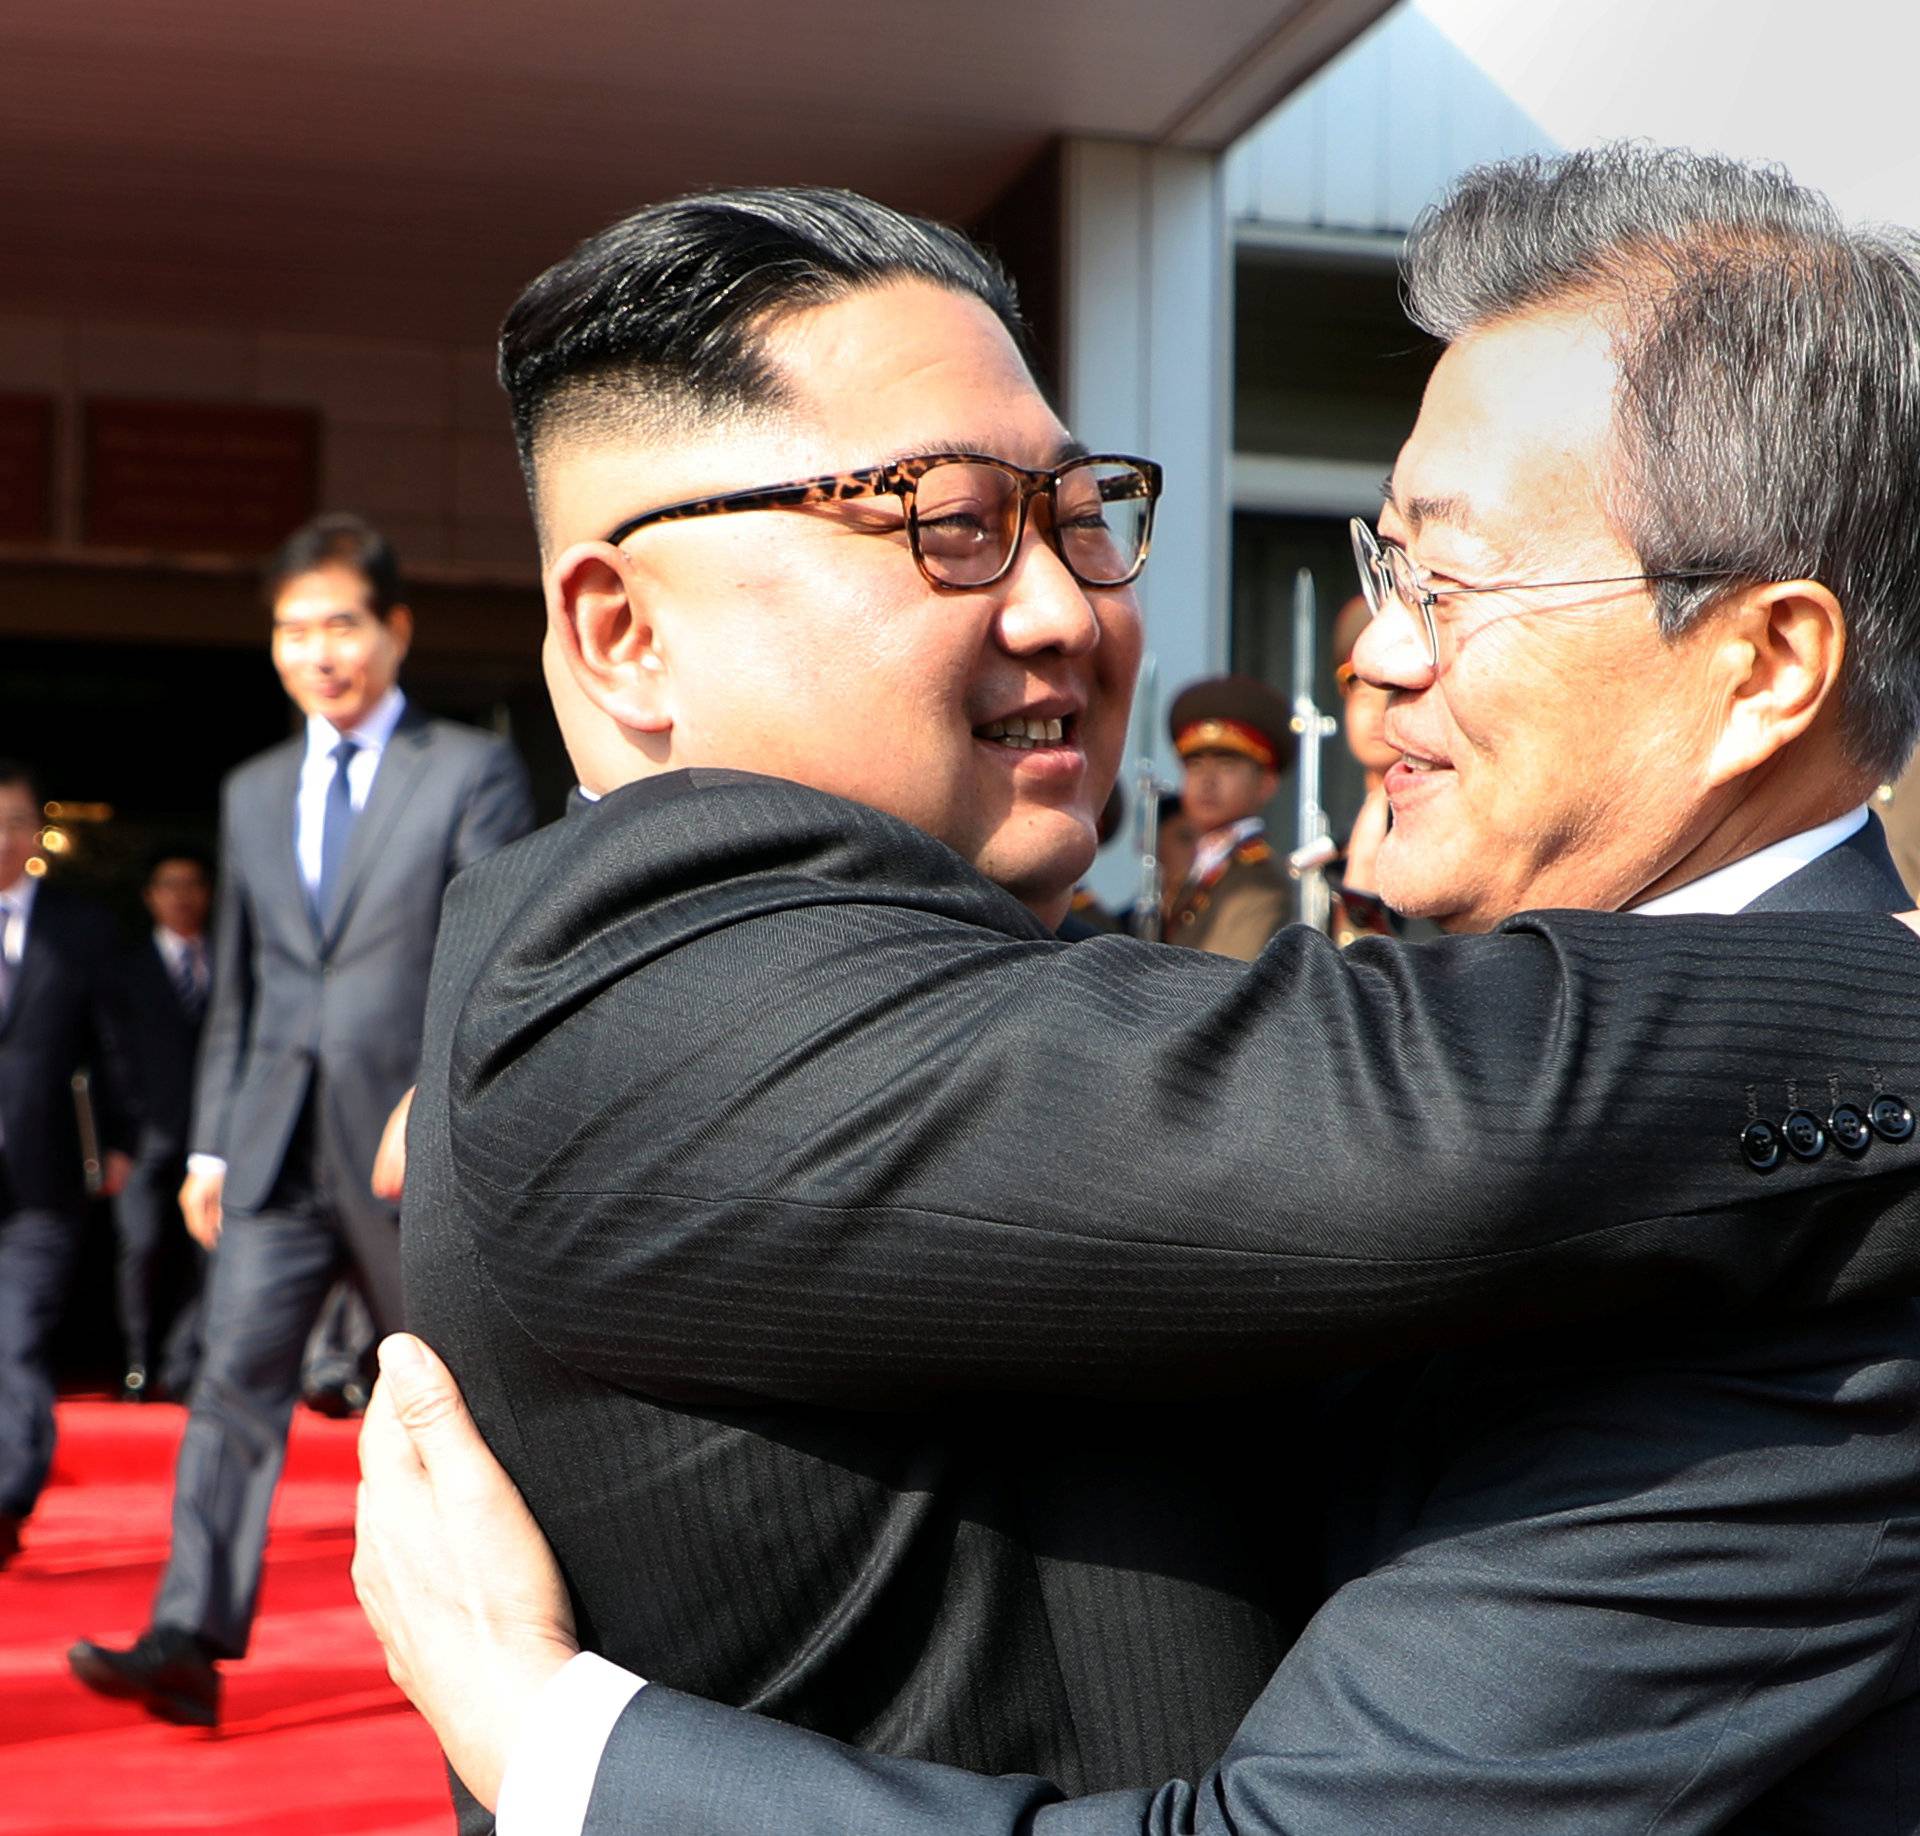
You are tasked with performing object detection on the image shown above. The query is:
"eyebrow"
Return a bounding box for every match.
[1380,475,1475,533]
[871,436,1091,471]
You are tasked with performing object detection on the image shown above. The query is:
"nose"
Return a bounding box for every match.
[1350,592,1434,693]
[993,523,1102,659]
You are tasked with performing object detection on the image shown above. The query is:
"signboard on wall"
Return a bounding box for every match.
[82,399,318,553]
[0,395,55,543]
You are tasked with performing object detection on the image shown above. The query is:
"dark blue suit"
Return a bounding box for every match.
[153,702,533,1657]
[111,931,208,1391]
[0,883,131,1519]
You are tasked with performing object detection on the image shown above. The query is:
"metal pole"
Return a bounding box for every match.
[1287,568,1338,933]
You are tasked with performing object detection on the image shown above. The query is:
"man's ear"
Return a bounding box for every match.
[545,543,671,735]
[1704,579,1846,787]
[385,603,415,662]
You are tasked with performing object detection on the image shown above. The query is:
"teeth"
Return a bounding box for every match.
[979,715,1067,748]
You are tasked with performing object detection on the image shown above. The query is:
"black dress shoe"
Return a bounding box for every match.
[302,1377,371,1419]
[0,1513,20,1569]
[68,1627,222,1726]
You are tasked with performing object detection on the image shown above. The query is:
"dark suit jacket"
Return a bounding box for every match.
[116,934,204,1156]
[193,701,533,1214]
[0,883,132,1212]
[402,775,1920,1832]
[585,814,1920,1835]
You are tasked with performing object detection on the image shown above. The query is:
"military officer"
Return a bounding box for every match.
[1162,674,1292,960]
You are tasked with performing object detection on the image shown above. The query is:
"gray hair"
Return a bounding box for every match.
[1404,143,1920,780]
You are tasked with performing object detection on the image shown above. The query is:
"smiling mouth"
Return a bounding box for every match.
[976,715,1071,751]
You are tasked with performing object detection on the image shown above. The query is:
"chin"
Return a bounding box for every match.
[1375,847,1477,931]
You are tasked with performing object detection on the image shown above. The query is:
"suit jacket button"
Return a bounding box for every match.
[1740,1119,1782,1171]
[1782,1109,1826,1160]
[1869,1094,1916,1142]
[1829,1103,1871,1154]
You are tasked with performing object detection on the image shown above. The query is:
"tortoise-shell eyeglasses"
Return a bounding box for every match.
[601,452,1163,591]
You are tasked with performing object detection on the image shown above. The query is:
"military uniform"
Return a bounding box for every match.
[1163,675,1294,963]
[1164,827,1289,959]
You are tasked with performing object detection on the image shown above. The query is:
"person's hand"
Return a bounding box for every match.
[179,1166,224,1248]
[1343,783,1391,895]
[98,1149,133,1199]
[371,1086,414,1202]
[354,1333,579,1811]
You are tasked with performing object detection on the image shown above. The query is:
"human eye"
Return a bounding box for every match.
[913,469,1005,555]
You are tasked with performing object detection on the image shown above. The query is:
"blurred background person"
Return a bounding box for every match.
[1162,674,1292,958]
[68,513,534,1727]
[0,759,132,1567]
[1328,594,1398,947]
[111,844,214,1404]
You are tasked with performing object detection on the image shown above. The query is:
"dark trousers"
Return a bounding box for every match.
[151,1102,401,1657]
[111,1142,205,1393]
[0,1188,79,1519]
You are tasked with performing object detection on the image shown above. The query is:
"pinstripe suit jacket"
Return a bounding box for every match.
[399,775,1920,1832]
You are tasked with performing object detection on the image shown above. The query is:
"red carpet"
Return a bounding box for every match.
[0,1399,450,1836]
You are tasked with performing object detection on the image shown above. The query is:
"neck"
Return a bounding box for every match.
[1629,753,1872,909]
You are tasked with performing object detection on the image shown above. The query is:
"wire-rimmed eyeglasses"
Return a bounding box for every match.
[603,452,1162,592]
[1349,517,1733,669]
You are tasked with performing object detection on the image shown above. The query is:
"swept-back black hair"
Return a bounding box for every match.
[499,187,1025,489]
[262,512,405,617]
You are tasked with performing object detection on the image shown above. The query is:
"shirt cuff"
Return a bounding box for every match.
[186,1154,227,1178]
[496,1652,646,1836]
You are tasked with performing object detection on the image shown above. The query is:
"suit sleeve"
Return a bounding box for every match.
[450,740,535,875]
[454,869,1920,1406]
[188,787,254,1163]
[565,1319,1920,1836]
[79,909,138,1155]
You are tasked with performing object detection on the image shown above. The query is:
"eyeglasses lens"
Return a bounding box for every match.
[911,463,1017,587]
[1054,461,1153,587]
[912,460,1153,588]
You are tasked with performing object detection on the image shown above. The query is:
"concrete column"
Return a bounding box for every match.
[1056,137,1232,902]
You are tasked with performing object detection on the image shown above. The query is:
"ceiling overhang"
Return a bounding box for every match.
[0,0,1392,345]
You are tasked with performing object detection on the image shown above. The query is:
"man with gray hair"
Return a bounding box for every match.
[359,147,1920,1833]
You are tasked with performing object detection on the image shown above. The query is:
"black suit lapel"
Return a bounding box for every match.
[320,703,433,949]
[1743,813,1910,915]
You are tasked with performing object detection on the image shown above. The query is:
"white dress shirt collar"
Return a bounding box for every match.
[1631,806,1870,917]
[153,924,204,971]
[0,872,36,969]
[303,685,406,769]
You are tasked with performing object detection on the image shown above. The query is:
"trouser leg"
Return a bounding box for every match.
[0,1206,79,1518]
[321,1127,404,1339]
[151,1204,341,1657]
[155,1239,207,1399]
[111,1151,174,1373]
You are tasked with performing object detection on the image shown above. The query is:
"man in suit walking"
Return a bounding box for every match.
[349,180,1920,1834]
[0,760,132,1567]
[68,514,534,1724]
[111,844,214,1404]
